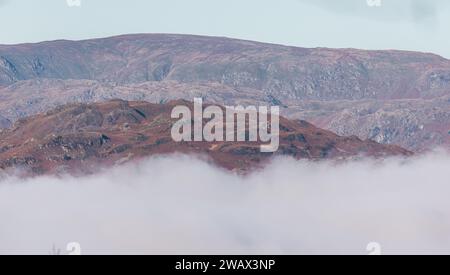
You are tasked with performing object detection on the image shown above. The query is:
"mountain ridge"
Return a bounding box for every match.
[2,33,448,60]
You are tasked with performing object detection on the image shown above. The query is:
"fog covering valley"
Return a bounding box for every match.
[0,152,449,255]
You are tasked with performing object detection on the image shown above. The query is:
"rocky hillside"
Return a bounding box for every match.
[0,100,410,176]
[0,34,448,151]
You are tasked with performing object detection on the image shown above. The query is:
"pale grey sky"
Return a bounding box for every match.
[0,0,449,58]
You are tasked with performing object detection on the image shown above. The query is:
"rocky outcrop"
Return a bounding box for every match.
[0,115,11,128]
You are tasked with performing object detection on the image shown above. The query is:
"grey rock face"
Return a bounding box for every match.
[0,115,11,128]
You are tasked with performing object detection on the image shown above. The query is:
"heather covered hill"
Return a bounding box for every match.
[0,100,410,176]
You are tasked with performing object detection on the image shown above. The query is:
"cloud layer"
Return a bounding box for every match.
[1,153,450,255]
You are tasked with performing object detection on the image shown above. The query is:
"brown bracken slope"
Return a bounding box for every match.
[0,100,411,176]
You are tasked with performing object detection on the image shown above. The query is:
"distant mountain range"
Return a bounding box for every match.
[0,34,449,151]
[0,100,410,176]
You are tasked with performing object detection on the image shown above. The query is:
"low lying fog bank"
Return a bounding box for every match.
[1,152,450,255]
